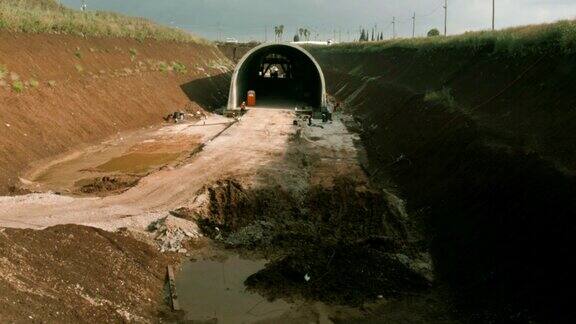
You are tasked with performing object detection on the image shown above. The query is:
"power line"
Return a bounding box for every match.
[420,3,444,17]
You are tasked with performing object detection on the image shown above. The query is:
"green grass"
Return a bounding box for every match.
[157,61,169,72]
[12,80,24,92]
[0,0,209,44]
[0,64,6,79]
[424,87,456,108]
[171,61,187,74]
[309,20,576,56]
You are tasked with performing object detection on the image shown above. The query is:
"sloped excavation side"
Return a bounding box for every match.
[308,44,576,322]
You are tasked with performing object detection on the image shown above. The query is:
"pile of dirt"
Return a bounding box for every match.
[0,224,177,323]
[193,177,432,306]
[6,185,33,196]
[74,175,140,196]
[0,31,232,195]
[308,43,576,322]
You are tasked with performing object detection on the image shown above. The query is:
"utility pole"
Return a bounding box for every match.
[217,22,222,42]
[392,17,396,39]
[444,0,448,36]
[412,12,416,38]
[492,0,495,30]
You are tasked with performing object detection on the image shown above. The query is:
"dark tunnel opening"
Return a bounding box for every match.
[229,44,326,109]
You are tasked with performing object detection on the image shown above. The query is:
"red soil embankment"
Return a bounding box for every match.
[0,32,232,194]
[309,45,576,322]
[0,224,176,322]
[217,42,258,63]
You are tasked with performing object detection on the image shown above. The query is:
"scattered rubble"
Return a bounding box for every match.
[147,216,201,253]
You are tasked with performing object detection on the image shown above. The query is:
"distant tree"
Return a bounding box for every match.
[379,32,384,41]
[371,28,375,41]
[294,34,300,42]
[360,29,367,42]
[427,28,440,37]
[279,25,285,41]
[298,28,311,41]
[274,25,285,42]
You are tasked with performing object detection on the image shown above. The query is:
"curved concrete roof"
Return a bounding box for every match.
[227,43,327,109]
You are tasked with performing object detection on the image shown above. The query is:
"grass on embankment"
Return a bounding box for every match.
[0,0,208,44]
[311,19,576,56]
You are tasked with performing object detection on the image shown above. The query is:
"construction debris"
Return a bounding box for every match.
[147,216,201,253]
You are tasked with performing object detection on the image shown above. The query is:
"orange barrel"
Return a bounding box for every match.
[247,90,256,107]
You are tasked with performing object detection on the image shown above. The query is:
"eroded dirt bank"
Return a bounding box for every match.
[0,32,232,195]
[0,224,176,322]
[308,45,576,322]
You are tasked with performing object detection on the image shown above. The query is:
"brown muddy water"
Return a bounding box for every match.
[96,152,180,173]
[176,253,294,323]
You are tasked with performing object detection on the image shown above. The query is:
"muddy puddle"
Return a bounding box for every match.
[96,152,180,173]
[176,253,294,323]
[173,249,443,324]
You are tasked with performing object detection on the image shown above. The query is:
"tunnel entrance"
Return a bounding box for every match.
[228,44,326,110]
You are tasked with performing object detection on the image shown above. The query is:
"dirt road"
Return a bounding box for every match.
[0,108,366,231]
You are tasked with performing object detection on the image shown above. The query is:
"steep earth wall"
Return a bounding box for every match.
[217,42,258,63]
[308,44,576,322]
[0,32,232,194]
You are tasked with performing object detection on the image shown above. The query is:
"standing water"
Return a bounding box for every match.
[176,253,294,323]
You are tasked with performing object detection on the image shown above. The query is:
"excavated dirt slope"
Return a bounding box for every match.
[217,42,258,63]
[0,224,177,322]
[0,32,232,195]
[308,45,576,322]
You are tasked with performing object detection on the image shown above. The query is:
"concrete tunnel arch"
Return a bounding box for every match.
[227,43,327,110]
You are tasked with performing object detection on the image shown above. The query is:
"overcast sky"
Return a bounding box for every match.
[60,0,576,41]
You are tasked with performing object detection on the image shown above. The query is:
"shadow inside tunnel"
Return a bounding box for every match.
[253,96,310,109]
[180,72,231,112]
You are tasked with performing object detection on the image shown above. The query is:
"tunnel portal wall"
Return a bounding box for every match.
[227,43,327,109]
